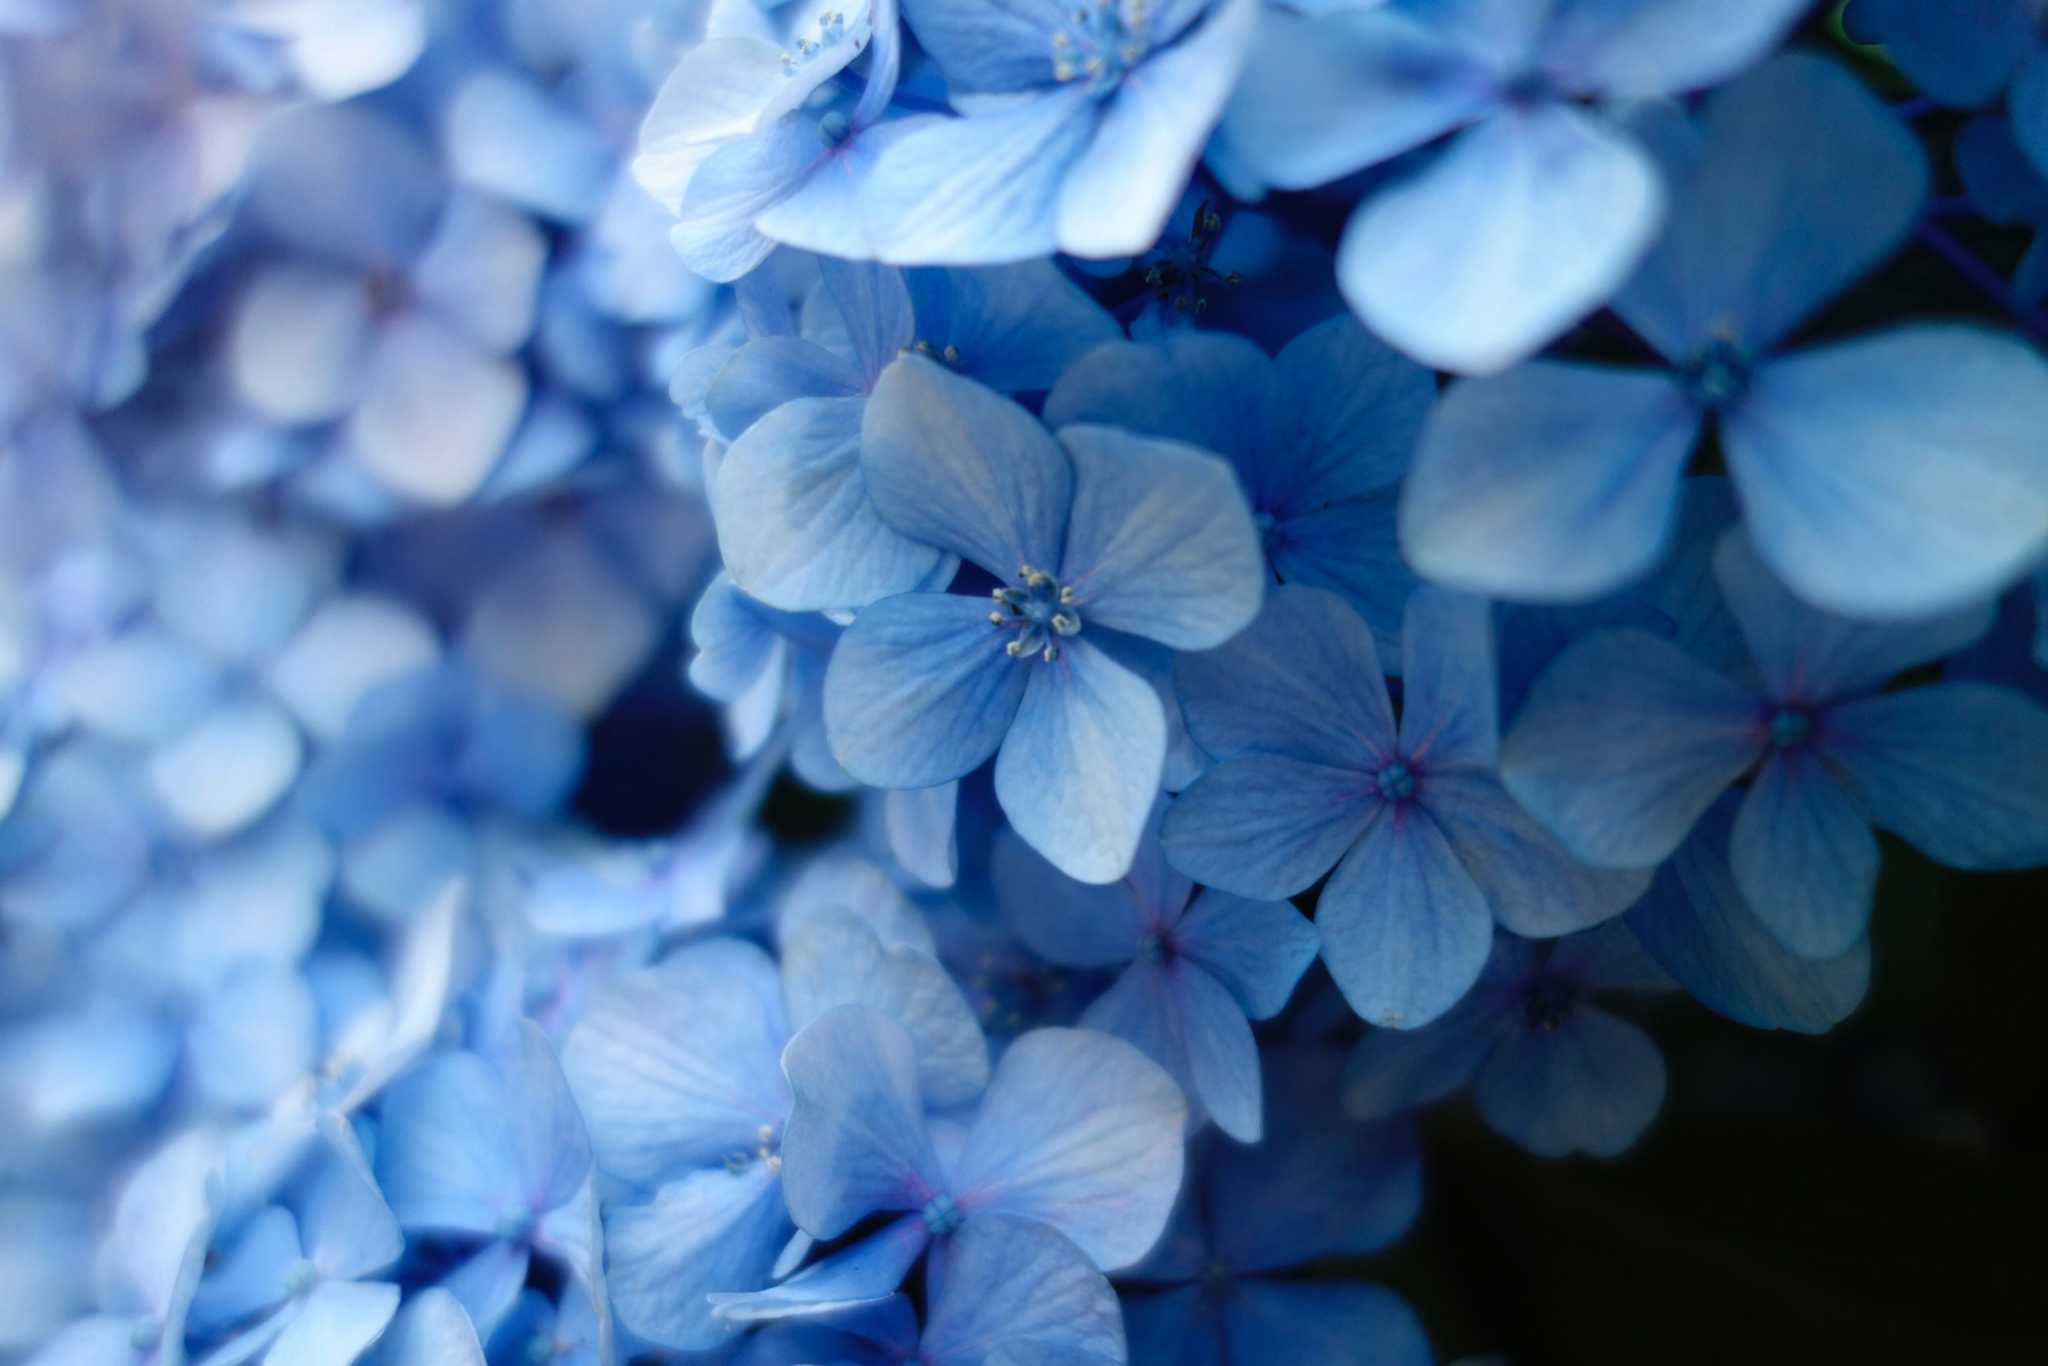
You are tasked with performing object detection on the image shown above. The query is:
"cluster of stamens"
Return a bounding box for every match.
[903,338,961,365]
[1050,0,1146,87]
[1685,335,1751,411]
[724,1121,783,1174]
[989,564,1080,662]
[1142,200,1242,315]
[780,11,849,74]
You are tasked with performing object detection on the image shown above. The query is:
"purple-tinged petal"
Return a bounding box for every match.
[1173,890,1319,1020]
[921,1217,1124,1366]
[1398,587,1498,772]
[603,1165,789,1351]
[1500,629,1764,868]
[1221,1282,1432,1366]
[1318,807,1495,1029]
[1474,1003,1664,1157]
[991,828,1149,968]
[1730,751,1879,959]
[1160,756,1376,901]
[1424,769,1652,938]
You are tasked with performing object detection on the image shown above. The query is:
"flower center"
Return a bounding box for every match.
[1685,337,1751,411]
[989,564,1081,663]
[922,1193,963,1237]
[1376,761,1417,803]
[1051,0,1147,89]
[1768,706,1812,749]
[725,1121,783,1175]
[780,10,852,75]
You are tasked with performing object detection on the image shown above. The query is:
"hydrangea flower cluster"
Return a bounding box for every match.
[4,2,2046,1364]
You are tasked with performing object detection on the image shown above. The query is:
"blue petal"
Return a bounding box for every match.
[780,904,991,1108]
[950,1028,1186,1269]
[1053,0,1256,258]
[1424,769,1652,938]
[669,117,822,283]
[1614,54,1927,358]
[990,828,1148,968]
[603,1165,789,1351]
[1161,756,1375,900]
[191,1206,300,1331]
[1724,326,2048,620]
[905,261,1121,394]
[817,259,917,389]
[559,939,792,1183]
[1168,962,1262,1143]
[1042,332,1272,475]
[1318,808,1495,1029]
[1338,101,1663,374]
[1208,1051,1423,1266]
[409,191,546,354]
[1826,683,2048,870]
[688,573,786,704]
[1174,585,1394,767]
[994,639,1165,884]
[862,355,1073,577]
[1730,751,1879,959]
[188,967,317,1111]
[705,338,866,443]
[920,1217,1124,1366]
[823,592,1031,788]
[1220,1282,1433,1366]
[708,1215,930,1325]
[1397,587,1498,771]
[146,699,304,840]
[244,104,442,268]
[757,120,933,262]
[295,1127,404,1280]
[779,1006,947,1238]
[898,0,1061,95]
[1218,6,1494,190]
[2016,48,2048,180]
[1540,0,1809,98]
[884,782,960,888]
[1499,630,1764,867]
[226,264,374,424]
[347,315,525,507]
[712,395,948,612]
[1473,1003,1665,1157]
[1120,1287,1220,1366]
[1849,0,2032,106]
[1173,890,1320,1020]
[266,1279,401,1366]
[1268,314,1434,506]
[440,72,611,224]
[1399,361,1701,602]
[1627,799,1871,1033]
[862,87,1099,265]
[1711,528,1995,703]
[1054,425,1264,649]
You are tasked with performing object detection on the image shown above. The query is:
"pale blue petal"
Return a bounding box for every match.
[559,939,792,1183]
[1268,497,1414,666]
[1338,102,1663,374]
[347,315,524,507]
[757,120,935,262]
[1222,1282,1432,1366]
[1318,809,1496,1029]
[188,967,317,1112]
[990,828,1148,967]
[603,1165,789,1351]
[1627,800,1871,1033]
[950,1028,1186,1269]
[1268,313,1434,505]
[1053,0,1255,258]
[862,87,1098,265]
[898,0,1059,94]
[1174,585,1394,767]
[1615,54,1927,358]
[921,1217,1124,1366]
[265,1279,400,1366]
[1542,0,1809,97]
[1169,962,1263,1142]
[1161,756,1375,900]
[780,904,990,1108]
[190,1206,300,1333]
[374,1289,483,1366]
[1826,684,2048,870]
[1723,326,2048,620]
[1711,529,1995,702]
[1425,768,1651,938]
[437,1241,527,1349]
[1474,1003,1664,1157]
[226,264,374,424]
[994,639,1165,884]
[823,592,1031,788]
[1054,426,1265,650]
[884,782,960,888]
[862,354,1073,577]
[1218,6,1494,190]
[1173,890,1319,1020]
[245,104,442,268]
[779,1006,946,1238]
[669,118,821,283]
[1043,332,1271,477]
[146,699,303,840]
[408,191,546,354]
[440,72,611,224]
[377,1052,522,1237]
[1500,630,1764,867]
[296,1128,403,1280]
[1399,362,1700,601]
[712,395,946,612]
[688,574,785,703]
[631,36,846,214]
